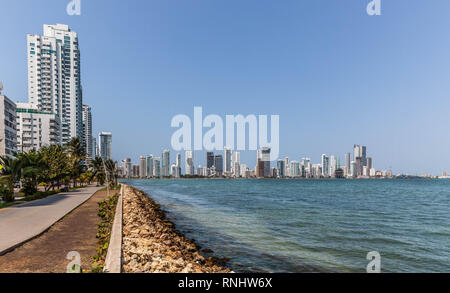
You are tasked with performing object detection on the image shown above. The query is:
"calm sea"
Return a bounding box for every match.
[120,179,450,273]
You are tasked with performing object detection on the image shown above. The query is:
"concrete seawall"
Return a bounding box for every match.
[103,185,123,273]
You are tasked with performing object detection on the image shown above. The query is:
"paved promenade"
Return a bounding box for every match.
[0,186,102,255]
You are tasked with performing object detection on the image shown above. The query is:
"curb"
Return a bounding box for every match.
[103,184,123,273]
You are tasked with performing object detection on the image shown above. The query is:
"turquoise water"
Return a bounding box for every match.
[120,179,450,273]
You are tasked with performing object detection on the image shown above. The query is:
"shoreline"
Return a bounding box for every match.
[118,177,440,181]
[121,184,231,273]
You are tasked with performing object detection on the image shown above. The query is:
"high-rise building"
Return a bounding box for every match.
[350,161,357,178]
[301,158,311,178]
[16,102,60,153]
[224,147,232,174]
[367,157,373,171]
[256,147,271,178]
[290,161,300,177]
[206,152,215,169]
[196,165,208,177]
[284,157,290,177]
[139,156,147,178]
[233,162,241,178]
[121,158,132,178]
[354,145,367,167]
[162,149,170,177]
[360,146,367,167]
[132,165,140,178]
[171,164,177,177]
[92,137,98,158]
[240,164,248,178]
[312,164,322,178]
[277,160,285,177]
[270,168,278,178]
[363,166,369,177]
[214,155,223,175]
[232,152,240,177]
[345,153,351,177]
[185,150,194,175]
[146,155,153,178]
[153,157,161,178]
[353,145,361,161]
[99,132,112,161]
[82,105,93,159]
[355,157,362,177]
[27,24,83,145]
[0,88,17,157]
[329,156,336,178]
[321,154,329,177]
[175,153,181,178]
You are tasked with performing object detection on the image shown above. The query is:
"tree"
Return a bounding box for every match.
[80,172,93,186]
[0,156,22,202]
[91,157,103,177]
[91,157,105,186]
[16,150,45,195]
[66,137,86,188]
[39,145,71,191]
[105,159,119,187]
[95,172,106,186]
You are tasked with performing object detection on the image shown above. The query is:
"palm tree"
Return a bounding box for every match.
[16,151,44,195]
[91,157,105,186]
[0,156,22,202]
[91,157,104,177]
[105,159,118,187]
[66,137,86,188]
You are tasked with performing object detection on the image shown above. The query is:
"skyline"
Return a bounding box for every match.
[1,1,450,175]
[122,143,398,179]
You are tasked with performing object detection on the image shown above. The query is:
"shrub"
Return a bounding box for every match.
[24,190,60,202]
[0,186,14,203]
[90,194,118,273]
[21,182,38,196]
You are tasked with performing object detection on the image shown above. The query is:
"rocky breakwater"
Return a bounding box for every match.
[122,185,231,273]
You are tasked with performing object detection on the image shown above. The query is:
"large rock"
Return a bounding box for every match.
[121,185,231,273]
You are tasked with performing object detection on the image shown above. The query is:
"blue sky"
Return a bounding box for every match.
[1,0,450,175]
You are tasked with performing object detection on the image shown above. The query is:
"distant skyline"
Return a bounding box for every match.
[1,1,450,175]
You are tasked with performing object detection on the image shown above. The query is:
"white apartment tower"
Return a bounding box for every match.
[329,155,336,178]
[121,158,132,178]
[162,149,170,177]
[139,156,147,178]
[153,157,161,178]
[16,102,60,152]
[146,155,153,178]
[0,86,17,157]
[185,150,194,175]
[27,24,83,145]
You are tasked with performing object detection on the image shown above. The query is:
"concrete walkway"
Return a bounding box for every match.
[0,185,103,255]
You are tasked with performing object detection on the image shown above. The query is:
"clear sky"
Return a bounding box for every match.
[1,0,450,175]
